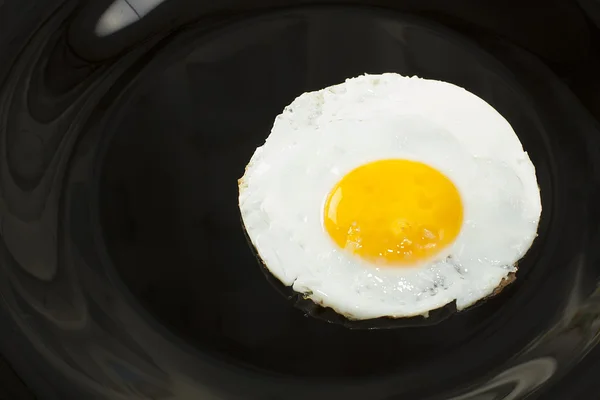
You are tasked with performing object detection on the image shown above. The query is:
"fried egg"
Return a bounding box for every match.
[239,73,541,320]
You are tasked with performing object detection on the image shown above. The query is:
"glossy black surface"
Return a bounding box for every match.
[1,1,600,399]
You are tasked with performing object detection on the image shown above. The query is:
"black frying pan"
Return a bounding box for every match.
[1,3,600,400]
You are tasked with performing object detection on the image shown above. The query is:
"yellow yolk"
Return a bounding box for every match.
[323,159,463,266]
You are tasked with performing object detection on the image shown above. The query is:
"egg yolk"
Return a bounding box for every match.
[323,159,463,266]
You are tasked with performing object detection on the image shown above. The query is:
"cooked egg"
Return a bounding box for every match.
[239,73,541,320]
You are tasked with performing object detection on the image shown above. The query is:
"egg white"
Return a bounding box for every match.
[239,73,542,320]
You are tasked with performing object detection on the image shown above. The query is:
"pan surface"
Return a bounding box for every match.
[1,4,599,399]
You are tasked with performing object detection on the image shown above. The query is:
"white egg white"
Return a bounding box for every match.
[239,73,542,320]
